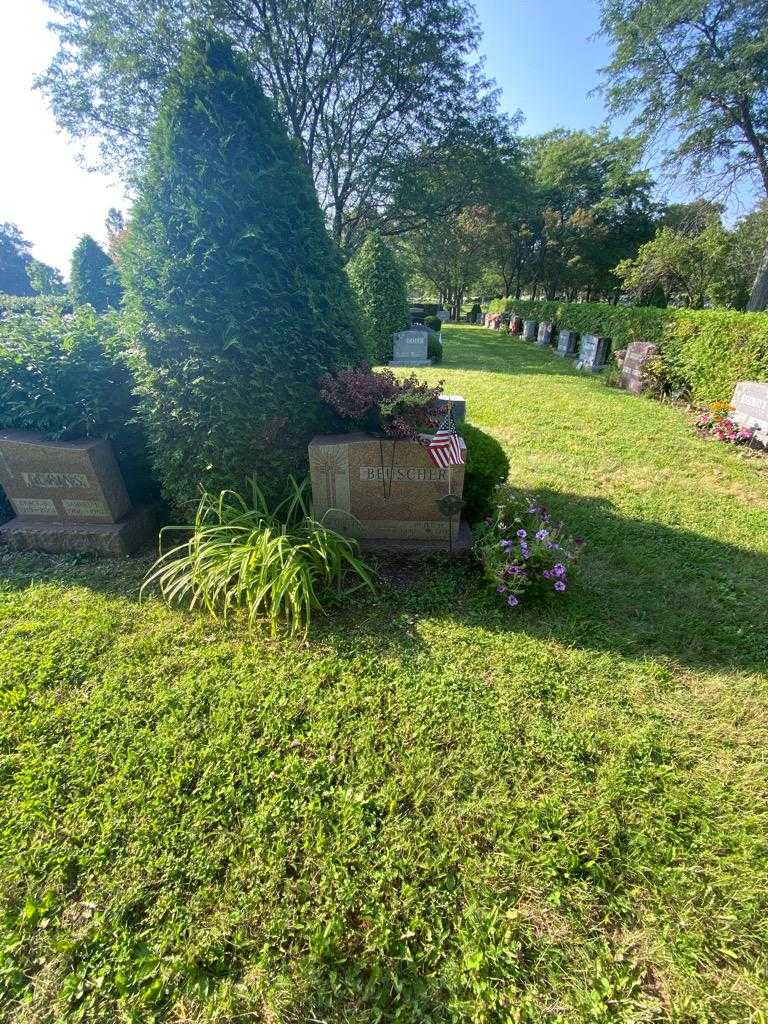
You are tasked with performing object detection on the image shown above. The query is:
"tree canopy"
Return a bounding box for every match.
[69,235,122,311]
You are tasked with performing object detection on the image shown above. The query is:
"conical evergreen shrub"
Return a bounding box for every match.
[69,235,122,311]
[122,33,368,512]
[347,232,409,363]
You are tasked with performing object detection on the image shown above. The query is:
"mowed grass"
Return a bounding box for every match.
[1,324,767,1023]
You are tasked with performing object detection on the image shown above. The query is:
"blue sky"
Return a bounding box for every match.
[0,0,749,275]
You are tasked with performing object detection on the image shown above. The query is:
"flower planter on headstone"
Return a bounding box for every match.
[309,431,469,553]
[575,334,611,372]
[389,329,432,367]
[0,430,154,556]
[620,341,659,394]
[536,321,554,347]
[730,381,768,444]
[437,394,466,422]
[556,330,578,357]
[522,320,538,341]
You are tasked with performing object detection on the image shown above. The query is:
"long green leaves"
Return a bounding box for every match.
[141,478,376,635]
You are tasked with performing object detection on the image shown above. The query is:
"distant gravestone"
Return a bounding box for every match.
[0,430,153,555]
[556,330,578,357]
[509,315,523,335]
[620,341,659,394]
[437,394,466,422]
[436,309,450,323]
[309,432,467,546]
[522,320,538,341]
[576,334,610,372]
[536,321,554,347]
[730,381,768,444]
[389,329,432,367]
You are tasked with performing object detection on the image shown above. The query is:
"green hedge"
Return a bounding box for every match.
[488,298,768,403]
[0,294,72,317]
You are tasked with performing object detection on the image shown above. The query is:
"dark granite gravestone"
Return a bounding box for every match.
[556,330,578,357]
[437,394,466,422]
[389,329,432,367]
[0,430,154,555]
[536,321,554,347]
[309,432,469,552]
[522,320,538,341]
[620,341,659,393]
[730,381,768,444]
[576,334,611,372]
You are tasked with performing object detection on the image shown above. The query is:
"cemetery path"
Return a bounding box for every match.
[1,323,766,1023]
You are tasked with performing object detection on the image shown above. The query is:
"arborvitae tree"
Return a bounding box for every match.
[27,259,67,296]
[122,33,368,512]
[69,235,122,310]
[347,232,409,362]
[0,223,34,296]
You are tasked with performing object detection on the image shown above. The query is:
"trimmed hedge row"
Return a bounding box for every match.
[488,298,768,403]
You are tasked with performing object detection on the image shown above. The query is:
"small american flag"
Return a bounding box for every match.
[426,410,465,468]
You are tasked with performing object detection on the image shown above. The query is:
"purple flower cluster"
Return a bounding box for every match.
[481,492,583,611]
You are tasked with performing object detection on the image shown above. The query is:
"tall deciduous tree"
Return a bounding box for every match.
[69,235,122,310]
[0,223,34,296]
[39,0,504,248]
[598,0,768,308]
[346,233,408,363]
[122,32,367,510]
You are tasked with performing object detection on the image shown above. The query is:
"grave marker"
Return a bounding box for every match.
[620,341,658,394]
[389,329,432,367]
[522,320,538,341]
[556,330,578,356]
[536,321,554,347]
[576,334,611,372]
[730,381,768,443]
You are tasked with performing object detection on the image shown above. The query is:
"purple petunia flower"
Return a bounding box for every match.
[500,539,514,552]
[552,563,566,577]
[496,585,507,594]
[517,529,527,539]
[542,569,554,580]
[507,594,519,607]
[535,529,549,541]
[554,580,566,592]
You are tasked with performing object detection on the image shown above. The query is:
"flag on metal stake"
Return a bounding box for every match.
[426,409,464,469]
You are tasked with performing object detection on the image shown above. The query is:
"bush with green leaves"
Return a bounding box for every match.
[69,235,122,311]
[143,478,376,636]
[489,298,768,403]
[424,315,443,333]
[0,293,71,318]
[427,332,443,363]
[123,34,367,513]
[458,422,510,522]
[346,232,409,363]
[0,307,155,502]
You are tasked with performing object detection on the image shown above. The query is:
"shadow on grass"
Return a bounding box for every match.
[2,489,766,676]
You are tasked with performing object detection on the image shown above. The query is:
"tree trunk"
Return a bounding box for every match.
[747,239,768,310]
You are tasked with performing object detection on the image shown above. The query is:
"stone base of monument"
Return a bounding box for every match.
[388,358,433,367]
[359,519,472,557]
[309,432,468,556]
[0,505,155,557]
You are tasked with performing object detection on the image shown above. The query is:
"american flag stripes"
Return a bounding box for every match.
[426,410,465,469]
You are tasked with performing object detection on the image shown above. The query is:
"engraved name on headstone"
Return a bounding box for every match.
[389,329,432,366]
[620,341,659,394]
[730,381,768,443]
[309,431,466,541]
[576,334,611,372]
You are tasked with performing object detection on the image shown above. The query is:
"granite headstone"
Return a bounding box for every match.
[536,321,554,347]
[309,432,466,543]
[556,330,578,357]
[576,334,611,372]
[437,394,466,423]
[730,381,768,444]
[389,329,432,367]
[522,320,538,341]
[0,430,153,555]
[620,341,659,394]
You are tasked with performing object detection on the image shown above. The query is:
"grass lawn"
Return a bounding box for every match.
[2,324,767,1022]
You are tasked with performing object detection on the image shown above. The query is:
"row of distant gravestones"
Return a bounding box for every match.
[485,312,768,445]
